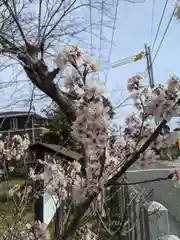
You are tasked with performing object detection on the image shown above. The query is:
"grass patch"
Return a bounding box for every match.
[10,178,25,186]
[0,178,34,237]
[47,222,55,240]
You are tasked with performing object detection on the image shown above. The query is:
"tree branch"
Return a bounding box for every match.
[4,0,27,44]
[60,191,98,239]
[62,117,170,239]
[107,118,168,186]
[23,64,76,122]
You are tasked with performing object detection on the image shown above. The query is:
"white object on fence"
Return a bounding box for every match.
[159,235,180,240]
[144,201,170,240]
[43,192,60,225]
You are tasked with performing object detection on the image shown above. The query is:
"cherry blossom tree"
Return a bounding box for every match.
[2,46,178,239]
[0,1,179,239]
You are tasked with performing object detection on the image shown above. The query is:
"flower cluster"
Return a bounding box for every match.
[29,158,85,202]
[75,225,97,240]
[8,184,21,197]
[127,74,143,92]
[131,76,180,124]
[55,47,180,193]
[124,75,180,168]
[8,183,32,200]
[111,112,156,168]
[56,46,112,193]
[18,221,97,240]
[0,134,30,181]
[18,221,50,240]
[168,169,180,188]
[0,133,30,161]
[29,159,67,199]
[56,46,84,70]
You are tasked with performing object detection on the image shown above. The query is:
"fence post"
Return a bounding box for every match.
[143,201,170,240]
[54,206,61,240]
[34,149,44,222]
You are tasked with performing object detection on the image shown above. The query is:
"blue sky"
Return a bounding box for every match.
[0,0,180,129]
[99,0,180,129]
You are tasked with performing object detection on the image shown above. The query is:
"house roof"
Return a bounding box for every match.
[0,111,46,119]
[29,142,82,161]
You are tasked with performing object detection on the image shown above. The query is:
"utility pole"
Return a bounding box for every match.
[119,125,122,137]
[31,115,35,144]
[145,44,154,88]
[31,106,36,144]
[148,46,154,89]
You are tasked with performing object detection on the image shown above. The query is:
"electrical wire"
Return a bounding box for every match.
[89,0,93,56]
[151,0,169,53]
[104,0,119,84]
[98,52,144,74]
[112,59,135,68]
[112,55,138,66]
[98,0,105,61]
[144,1,178,78]
[150,0,155,46]
[152,0,179,63]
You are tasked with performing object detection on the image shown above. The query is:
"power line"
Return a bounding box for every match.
[89,0,93,56]
[152,1,178,62]
[144,1,178,78]
[98,0,105,61]
[112,55,137,67]
[150,0,155,46]
[104,0,119,83]
[151,0,169,52]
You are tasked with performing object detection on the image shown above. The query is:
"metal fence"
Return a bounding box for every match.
[35,183,180,240]
[114,184,149,240]
[115,184,180,240]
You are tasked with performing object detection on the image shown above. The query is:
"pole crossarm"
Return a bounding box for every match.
[111,51,145,68]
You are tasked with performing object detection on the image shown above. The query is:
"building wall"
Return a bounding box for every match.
[0,117,10,130]
[0,127,48,143]
[0,114,48,143]
[0,115,47,131]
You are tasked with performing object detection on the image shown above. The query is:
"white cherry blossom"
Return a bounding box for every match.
[56,50,68,70]
[19,221,50,240]
[168,169,180,188]
[84,79,106,99]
